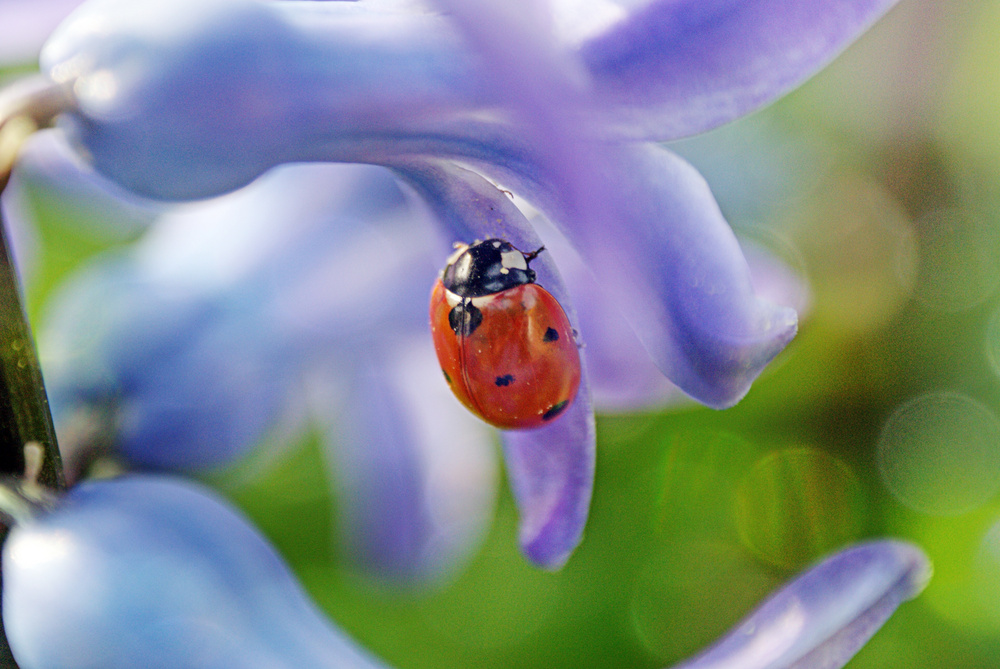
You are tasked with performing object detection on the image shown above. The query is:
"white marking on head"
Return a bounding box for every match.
[500,248,528,272]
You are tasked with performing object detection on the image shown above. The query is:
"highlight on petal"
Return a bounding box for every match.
[579,0,903,140]
[671,540,930,669]
[740,237,811,322]
[3,475,394,669]
[389,159,596,568]
[315,339,497,585]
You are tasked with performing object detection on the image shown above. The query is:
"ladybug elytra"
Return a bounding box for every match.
[429,239,581,430]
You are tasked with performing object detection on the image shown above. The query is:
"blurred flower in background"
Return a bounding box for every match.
[17,0,1000,667]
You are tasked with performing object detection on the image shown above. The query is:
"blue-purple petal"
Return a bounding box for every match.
[39,162,425,473]
[671,541,930,669]
[501,385,595,569]
[37,159,501,581]
[389,159,596,568]
[527,215,682,411]
[454,141,797,409]
[41,255,293,471]
[13,131,161,236]
[575,144,797,408]
[580,0,902,140]
[317,340,497,584]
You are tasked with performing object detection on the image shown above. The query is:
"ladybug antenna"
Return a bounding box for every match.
[522,245,545,264]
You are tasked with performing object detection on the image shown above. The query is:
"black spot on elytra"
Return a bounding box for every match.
[495,374,514,387]
[448,301,483,336]
[442,369,452,385]
[543,327,559,342]
[542,400,569,421]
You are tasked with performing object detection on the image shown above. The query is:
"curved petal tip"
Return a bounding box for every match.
[673,540,930,669]
[502,390,596,570]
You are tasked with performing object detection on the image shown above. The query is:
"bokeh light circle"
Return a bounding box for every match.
[734,447,864,570]
[786,171,916,334]
[912,207,1000,312]
[877,392,1000,516]
[655,429,759,538]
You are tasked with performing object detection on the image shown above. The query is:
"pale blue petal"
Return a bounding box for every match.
[317,339,497,584]
[41,255,293,472]
[13,131,161,237]
[580,0,902,140]
[41,0,489,200]
[389,159,596,568]
[40,162,418,473]
[671,541,930,669]
[4,475,393,668]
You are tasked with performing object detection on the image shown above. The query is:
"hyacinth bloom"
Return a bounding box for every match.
[18,0,906,574]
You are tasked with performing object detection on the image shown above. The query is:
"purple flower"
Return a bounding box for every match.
[0,2,934,666]
[26,0,900,572]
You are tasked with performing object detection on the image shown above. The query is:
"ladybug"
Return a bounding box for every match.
[429,238,581,430]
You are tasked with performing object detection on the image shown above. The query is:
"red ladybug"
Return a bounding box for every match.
[430,238,581,430]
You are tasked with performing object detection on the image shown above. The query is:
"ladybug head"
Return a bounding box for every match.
[441,238,542,297]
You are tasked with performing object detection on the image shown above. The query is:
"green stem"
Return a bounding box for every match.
[0,75,75,669]
[0,214,64,489]
[0,75,73,489]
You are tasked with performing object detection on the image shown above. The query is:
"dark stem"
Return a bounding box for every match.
[0,215,65,489]
[0,75,75,668]
[0,77,70,489]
